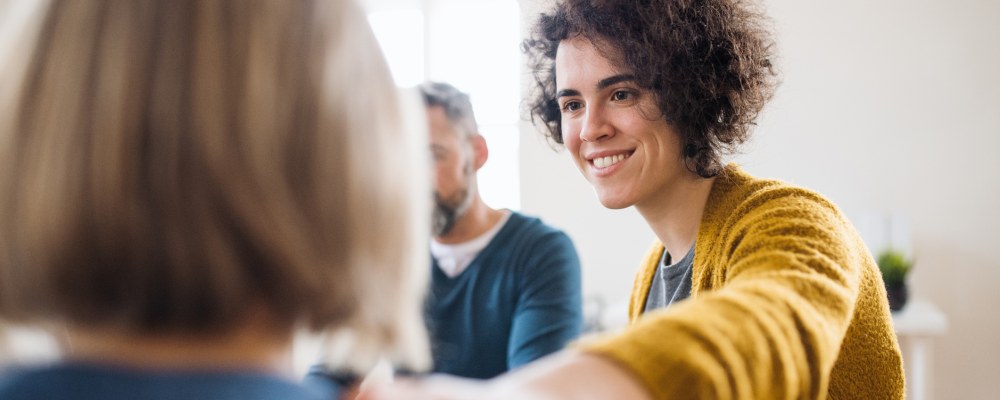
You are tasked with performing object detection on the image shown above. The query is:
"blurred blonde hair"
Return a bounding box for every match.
[0,0,429,372]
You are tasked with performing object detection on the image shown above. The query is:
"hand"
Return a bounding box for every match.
[365,375,493,400]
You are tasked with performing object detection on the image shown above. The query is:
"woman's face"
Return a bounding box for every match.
[555,37,688,210]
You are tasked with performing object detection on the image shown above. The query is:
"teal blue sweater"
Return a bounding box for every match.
[427,212,583,378]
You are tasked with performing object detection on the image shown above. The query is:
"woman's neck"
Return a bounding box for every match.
[635,174,715,257]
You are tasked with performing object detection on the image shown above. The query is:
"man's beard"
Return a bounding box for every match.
[432,184,472,237]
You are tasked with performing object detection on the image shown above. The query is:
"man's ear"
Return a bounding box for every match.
[470,134,488,171]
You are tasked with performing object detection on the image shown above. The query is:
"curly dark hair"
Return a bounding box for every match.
[523,0,779,177]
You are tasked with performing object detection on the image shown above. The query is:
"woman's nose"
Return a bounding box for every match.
[579,107,614,143]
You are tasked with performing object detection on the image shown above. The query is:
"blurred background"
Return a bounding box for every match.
[3,0,998,399]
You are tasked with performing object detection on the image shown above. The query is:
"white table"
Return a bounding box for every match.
[892,299,948,400]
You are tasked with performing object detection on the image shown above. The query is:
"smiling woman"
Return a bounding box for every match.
[554,37,689,212]
[369,0,905,399]
[525,0,777,180]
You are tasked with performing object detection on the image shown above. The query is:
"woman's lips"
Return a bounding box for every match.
[587,150,634,177]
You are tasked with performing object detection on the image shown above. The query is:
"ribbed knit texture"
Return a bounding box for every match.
[577,165,904,400]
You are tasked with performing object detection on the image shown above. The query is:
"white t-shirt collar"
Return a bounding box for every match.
[430,210,512,278]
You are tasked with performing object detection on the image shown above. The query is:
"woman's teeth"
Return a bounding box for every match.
[593,153,626,168]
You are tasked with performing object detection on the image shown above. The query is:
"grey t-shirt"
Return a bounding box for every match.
[643,244,694,313]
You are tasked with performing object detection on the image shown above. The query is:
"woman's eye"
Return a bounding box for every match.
[561,101,583,112]
[612,90,633,101]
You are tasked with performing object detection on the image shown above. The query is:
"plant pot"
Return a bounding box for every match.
[885,281,908,312]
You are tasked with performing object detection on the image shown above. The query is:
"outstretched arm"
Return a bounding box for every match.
[367,351,652,400]
[578,195,898,399]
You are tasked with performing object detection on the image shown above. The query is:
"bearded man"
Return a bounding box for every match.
[422,82,583,379]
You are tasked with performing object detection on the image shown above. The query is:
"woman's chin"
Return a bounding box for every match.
[595,192,634,210]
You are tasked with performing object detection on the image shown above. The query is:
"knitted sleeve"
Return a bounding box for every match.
[577,192,869,400]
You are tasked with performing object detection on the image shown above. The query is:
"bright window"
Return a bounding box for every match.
[367,0,521,210]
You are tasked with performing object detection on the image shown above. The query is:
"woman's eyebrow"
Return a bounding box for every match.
[556,74,636,99]
[597,74,637,90]
[556,88,580,98]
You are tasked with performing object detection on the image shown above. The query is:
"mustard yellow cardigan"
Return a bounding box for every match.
[578,165,904,399]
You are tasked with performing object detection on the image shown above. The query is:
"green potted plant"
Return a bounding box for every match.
[876,248,913,311]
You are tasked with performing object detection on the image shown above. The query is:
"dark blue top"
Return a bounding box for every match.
[643,244,695,313]
[0,363,334,400]
[426,212,583,378]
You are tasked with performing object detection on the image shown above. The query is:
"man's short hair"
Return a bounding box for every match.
[419,81,478,138]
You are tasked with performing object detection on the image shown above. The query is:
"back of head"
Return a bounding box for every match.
[0,0,429,371]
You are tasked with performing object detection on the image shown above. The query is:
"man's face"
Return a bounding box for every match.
[428,105,475,237]
[555,37,687,210]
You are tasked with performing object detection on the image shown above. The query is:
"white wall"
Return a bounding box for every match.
[519,0,1000,398]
